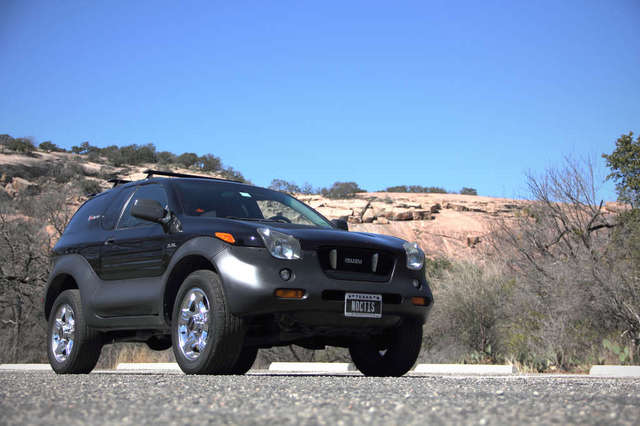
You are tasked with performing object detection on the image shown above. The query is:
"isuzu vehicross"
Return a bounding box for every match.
[45,170,433,376]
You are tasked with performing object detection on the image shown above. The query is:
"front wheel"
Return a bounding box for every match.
[171,270,245,374]
[349,319,423,377]
[228,346,258,375]
[47,290,102,374]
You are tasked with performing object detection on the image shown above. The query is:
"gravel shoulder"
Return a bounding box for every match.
[1,371,639,425]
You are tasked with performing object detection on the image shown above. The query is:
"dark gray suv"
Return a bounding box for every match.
[45,170,432,376]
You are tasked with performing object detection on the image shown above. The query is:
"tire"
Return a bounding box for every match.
[228,346,258,375]
[47,289,102,374]
[349,319,423,377]
[171,270,245,374]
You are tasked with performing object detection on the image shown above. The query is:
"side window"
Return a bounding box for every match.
[64,192,114,235]
[101,187,135,230]
[117,184,169,229]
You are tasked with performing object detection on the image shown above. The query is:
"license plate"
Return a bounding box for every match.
[344,293,382,318]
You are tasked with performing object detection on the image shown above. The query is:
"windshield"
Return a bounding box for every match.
[174,180,333,228]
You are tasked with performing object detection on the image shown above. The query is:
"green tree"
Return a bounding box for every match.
[197,154,222,172]
[321,182,364,199]
[157,151,177,164]
[270,179,302,193]
[603,132,640,208]
[38,141,64,152]
[7,137,35,153]
[176,152,199,168]
[460,187,478,196]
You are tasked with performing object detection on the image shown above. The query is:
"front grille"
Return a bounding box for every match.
[317,247,395,282]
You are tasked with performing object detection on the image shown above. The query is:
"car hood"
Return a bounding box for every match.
[181,216,407,252]
[270,225,407,252]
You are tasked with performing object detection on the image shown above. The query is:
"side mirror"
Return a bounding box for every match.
[131,198,166,223]
[331,218,349,231]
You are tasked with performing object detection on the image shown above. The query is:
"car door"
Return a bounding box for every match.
[100,183,170,281]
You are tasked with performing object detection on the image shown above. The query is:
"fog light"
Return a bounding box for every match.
[411,297,428,306]
[412,279,420,289]
[279,268,292,281]
[275,289,305,299]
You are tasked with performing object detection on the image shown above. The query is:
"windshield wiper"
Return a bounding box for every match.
[225,216,281,223]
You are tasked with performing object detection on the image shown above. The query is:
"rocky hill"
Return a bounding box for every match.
[0,149,623,260]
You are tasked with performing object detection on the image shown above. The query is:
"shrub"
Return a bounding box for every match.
[422,262,513,364]
[176,152,199,168]
[6,137,35,153]
[270,179,302,193]
[460,187,478,196]
[157,151,177,164]
[197,154,222,172]
[321,182,364,199]
[78,178,103,195]
[38,141,64,152]
[384,185,448,194]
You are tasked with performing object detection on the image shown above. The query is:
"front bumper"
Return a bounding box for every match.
[213,246,433,324]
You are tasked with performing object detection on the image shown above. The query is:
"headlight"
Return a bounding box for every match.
[257,227,302,260]
[403,241,424,270]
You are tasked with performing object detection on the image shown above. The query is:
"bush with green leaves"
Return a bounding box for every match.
[78,179,103,195]
[460,187,478,196]
[38,141,64,152]
[270,179,301,193]
[603,131,640,208]
[321,182,364,199]
[3,136,36,153]
[384,185,448,193]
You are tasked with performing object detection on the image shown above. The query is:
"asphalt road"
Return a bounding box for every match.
[1,371,639,425]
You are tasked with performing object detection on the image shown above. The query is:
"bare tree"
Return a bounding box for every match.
[490,157,639,365]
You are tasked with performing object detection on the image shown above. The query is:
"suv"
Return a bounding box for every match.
[45,170,433,376]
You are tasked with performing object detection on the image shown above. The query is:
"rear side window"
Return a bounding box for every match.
[64,192,114,235]
[101,187,135,230]
[117,184,169,229]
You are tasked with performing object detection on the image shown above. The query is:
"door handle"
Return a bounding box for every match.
[104,238,115,246]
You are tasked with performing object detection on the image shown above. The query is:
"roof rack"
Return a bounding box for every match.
[143,169,243,183]
[107,178,132,188]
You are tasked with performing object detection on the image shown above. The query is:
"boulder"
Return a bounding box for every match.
[391,210,414,221]
[428,203,442,213]
[374,217,389,224]
[362,208,376,223]
[411,210,433,220]
[446,203,469,212]
[316,207,353,220]
[10,177,33,192]
[396,202,421,209]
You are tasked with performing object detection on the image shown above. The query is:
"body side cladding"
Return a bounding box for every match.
[46,237,229,331]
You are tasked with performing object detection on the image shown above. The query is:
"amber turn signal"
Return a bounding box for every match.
[214,232,236,244]
[411,297,428,306]
[275,289,306,299]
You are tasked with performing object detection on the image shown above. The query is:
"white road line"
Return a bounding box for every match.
[589,365,640,377]
[268,362,356,373]
[413,364,518,375]
[115,363,182,371]
[0,364,52,371]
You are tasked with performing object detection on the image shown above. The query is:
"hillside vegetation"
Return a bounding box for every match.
[0,132,638,371]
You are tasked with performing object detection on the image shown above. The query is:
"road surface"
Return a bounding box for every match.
[1,370,639,425]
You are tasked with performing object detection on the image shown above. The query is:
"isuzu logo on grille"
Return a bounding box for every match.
[344,257,363,265]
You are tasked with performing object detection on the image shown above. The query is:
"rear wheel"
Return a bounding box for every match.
[47,290,102,374]
[171,270,245,374]
[349,319,423,377]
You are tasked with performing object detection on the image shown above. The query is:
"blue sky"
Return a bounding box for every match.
[1,1,638,199]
